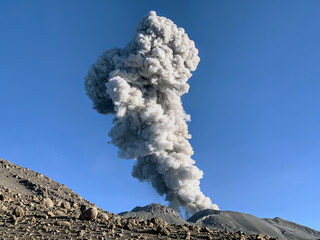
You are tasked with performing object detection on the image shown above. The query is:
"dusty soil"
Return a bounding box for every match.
[0,158,277,239]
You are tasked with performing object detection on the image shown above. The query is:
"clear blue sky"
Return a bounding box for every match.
[1,0,319,230]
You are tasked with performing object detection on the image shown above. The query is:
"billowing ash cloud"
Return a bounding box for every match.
[84,11,218,215]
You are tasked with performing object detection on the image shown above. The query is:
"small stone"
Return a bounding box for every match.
[0,193,12,202]
[61,201,71,209]
[13,206,24,217]
[32,195,39,202]
[79,207,98,221]
[71,202,78,209]
[116,233,124,238]
[150,217,168,227]
[98,212,109,221]
[186,231,191,240]
[56,221,71,228]
[0,204,7,213]
[41,197,53,208]
[158,226,170,236]
[47,211,55,217]
[56,210,68,217]
[40,214,49,220]
[181,225,189,231]
[256,233,266,239]
[78,229,86,237]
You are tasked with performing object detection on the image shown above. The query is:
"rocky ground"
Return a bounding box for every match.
[0,158,277,239]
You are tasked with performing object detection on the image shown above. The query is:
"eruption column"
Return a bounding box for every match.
[84,11,219,215]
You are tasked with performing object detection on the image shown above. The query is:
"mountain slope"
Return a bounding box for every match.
[263,217,320,240]
[187,209,320,240]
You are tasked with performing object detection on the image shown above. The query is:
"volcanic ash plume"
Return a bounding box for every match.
[84,11,219,214]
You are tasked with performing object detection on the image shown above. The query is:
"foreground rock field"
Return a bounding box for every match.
[0,158,276,239]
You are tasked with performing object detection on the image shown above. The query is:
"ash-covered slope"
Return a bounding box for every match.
[0,158,276,239]
[188,209,286,240]
[263,217,320,240]
[119,203,188,225]
[188,209,320,240]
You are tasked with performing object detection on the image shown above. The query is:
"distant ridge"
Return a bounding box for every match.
[119,203,188,225]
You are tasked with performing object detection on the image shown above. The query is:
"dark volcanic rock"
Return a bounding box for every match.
[79,207,98,221]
